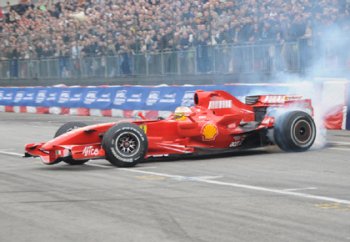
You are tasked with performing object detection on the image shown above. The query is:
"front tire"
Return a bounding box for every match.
[54,122,88,137]
[102,123,148,167]
[54,121,89,165]
[273,111,316,152]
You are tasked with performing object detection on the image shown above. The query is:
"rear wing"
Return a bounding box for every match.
[245,94,314,118]
[245,95,306,106]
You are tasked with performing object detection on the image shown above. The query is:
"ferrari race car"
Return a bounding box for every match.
[24,90,316,167]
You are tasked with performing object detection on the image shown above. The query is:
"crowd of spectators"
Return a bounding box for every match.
[0,0,349,61]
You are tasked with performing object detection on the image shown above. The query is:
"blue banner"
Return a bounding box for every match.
[0,85,292,111]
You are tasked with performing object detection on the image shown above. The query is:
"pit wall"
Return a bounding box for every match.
[0,82,349,130]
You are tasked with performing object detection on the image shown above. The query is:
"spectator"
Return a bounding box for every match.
[0,0,348,76]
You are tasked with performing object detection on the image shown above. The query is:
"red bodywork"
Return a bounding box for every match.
[25,90,313,164]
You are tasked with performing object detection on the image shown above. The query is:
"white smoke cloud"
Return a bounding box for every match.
[263,26,350,149]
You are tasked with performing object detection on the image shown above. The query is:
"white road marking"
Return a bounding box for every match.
[172,175,223,181]
[85,163,111,168]
[0,150,23,157]
[283,187,317,192]
[195,176,223,180]
[132,166,158,170]
[120,169,350,205]
[86,163,158,170]
[329,141,350,146]
[328,147,350,151]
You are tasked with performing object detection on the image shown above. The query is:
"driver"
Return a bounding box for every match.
[173,106,192,120]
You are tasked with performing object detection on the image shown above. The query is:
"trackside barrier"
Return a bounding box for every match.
[320,81,348,130]
[0,82,348,130]
[347,84,350,130]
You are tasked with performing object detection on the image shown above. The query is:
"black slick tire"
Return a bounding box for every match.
[273,111,316,152]
[102,123,148,167]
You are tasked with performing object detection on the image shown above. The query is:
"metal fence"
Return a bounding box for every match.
[0,41,348,80]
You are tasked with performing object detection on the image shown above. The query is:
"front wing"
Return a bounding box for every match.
[25,143,105,164]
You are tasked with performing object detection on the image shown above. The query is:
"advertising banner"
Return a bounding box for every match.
[0,84,293,111]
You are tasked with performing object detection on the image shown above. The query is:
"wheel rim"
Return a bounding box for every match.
[115,132,140,157]
[292,119,313,145]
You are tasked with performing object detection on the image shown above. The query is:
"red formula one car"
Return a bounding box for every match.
[24,90,316,167]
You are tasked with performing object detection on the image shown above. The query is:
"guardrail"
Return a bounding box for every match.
[0,42,314,79]
[1,40,349,80]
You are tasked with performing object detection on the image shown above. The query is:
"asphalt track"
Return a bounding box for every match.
[0,112,350,242]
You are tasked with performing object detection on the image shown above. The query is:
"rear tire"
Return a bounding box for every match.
[274,111,316,152]
[102,123,148,167]
[54,122,89,165]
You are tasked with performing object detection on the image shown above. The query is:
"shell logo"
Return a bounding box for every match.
[202,123,218,141]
